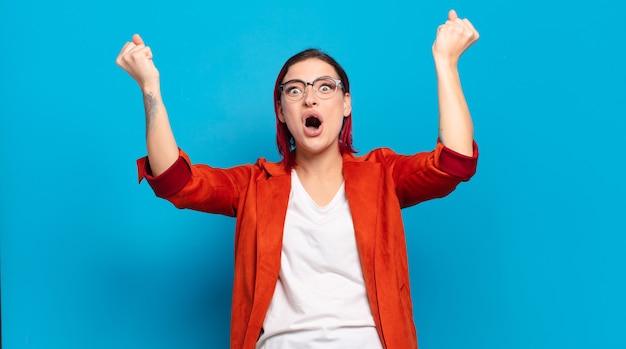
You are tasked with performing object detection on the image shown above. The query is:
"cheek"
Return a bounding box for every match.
[281,106,298,124]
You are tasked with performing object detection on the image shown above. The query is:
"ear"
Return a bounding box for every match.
[343,92,352,117]
[277,101,286,123]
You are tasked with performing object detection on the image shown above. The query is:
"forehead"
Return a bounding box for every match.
[283,58,338,81]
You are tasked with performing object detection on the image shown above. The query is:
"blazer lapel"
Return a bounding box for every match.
[252,170,291,317]
[343,158,381,285]
[343,156,384,337]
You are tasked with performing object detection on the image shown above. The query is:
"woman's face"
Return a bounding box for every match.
[277,58,351,160]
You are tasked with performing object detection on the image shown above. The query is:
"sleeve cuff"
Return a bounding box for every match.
[136,155,192,198]
[437,140,479,180]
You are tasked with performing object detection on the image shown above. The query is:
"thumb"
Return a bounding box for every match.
[448,9,458,21]
[132,34,144,45]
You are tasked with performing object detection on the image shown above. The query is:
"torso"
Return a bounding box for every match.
[255,169,382,349]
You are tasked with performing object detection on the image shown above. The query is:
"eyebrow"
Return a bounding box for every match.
[281,75,339,84]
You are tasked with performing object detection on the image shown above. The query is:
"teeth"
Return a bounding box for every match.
[305,117,321,128]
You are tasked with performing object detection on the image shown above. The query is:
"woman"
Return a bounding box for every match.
[116,9,479,349]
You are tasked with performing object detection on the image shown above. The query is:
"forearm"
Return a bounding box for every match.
[142,83,179,176]
[435,59,474,156]
[116,34,179,176]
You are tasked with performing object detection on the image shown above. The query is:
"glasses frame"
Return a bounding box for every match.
[279,76,343,101]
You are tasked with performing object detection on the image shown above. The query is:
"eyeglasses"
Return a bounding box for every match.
[279,76,343,101]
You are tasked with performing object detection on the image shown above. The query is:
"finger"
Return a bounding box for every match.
[129,46,153,61]
[448,9,458,21]
[117,41,137,64]
[129,43,146,52]
[445,19,466,29]
[119,43,145,62]
[462,18,478,34]
[143,46,153,60]
[118,41,134,55]
[117,44,149,66]
[133,34,144,45]
[446,19,474,37]
[443,22,465,36]
[445,20,461,28]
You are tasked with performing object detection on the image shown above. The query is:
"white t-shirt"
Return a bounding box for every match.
[256,170,383,349]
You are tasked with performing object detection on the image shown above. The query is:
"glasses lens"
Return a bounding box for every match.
[313,78,338,99]
[282,81,306,100]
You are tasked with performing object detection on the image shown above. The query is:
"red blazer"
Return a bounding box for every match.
[138,141,478,349]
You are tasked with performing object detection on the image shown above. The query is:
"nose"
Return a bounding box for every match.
[303,83,318,105]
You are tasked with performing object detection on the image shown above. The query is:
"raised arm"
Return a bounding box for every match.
[116,34,179,176]
[432,9,480,156]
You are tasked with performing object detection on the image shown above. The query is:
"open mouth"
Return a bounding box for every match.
[305,116,322,129]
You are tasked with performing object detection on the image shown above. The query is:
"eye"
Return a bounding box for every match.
[317,80,336,93]
[283,82,304,97]
[286,86,303,96]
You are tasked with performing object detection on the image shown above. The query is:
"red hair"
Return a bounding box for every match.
[273,49,356,170]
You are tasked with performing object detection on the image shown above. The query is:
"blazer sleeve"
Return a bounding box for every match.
[384,140,478,208]
[136,149,252,217]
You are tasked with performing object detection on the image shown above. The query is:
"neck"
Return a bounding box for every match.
[293,147,345,207]
[294,147,344,179]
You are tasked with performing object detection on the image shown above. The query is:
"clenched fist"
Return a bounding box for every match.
[432,10,479,66]
[116,34,160,90]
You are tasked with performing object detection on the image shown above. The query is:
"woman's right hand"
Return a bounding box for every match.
[116,34,160,90]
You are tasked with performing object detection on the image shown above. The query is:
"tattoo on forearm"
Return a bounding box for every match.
[143,92,158,134]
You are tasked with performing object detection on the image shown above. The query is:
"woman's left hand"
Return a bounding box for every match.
[432,9,480,66]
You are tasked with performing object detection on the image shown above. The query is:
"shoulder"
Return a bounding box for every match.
[253,157,289,178]
[342,148,422,169]
[343,147,401,163]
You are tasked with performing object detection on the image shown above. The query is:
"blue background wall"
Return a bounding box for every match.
[1,0,625,348]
